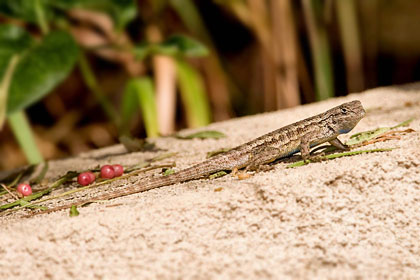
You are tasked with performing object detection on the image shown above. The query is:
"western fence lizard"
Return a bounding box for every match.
[29,100,366,215]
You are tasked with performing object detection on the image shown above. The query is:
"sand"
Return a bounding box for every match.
[1,83,420,279]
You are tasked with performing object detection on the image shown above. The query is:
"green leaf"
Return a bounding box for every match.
[0,24,33,89]
[209,171,227,179]
[0,24,34,56]
[69,205,80,217]
[133,34,209,60]
[346,127,390,146]
[346,119,414,146]
[176,130,226,139]
[207,148,231,158]
[176,60,211,127]
[159,34,209,57]
[0,171,77,210]
[49,0,137,29]
[0,0,52,23]
[391,118,414,129]
[7,31,79,114]
[162,168,175,176]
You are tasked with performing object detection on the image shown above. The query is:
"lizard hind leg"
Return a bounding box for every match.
[244,146,281,172]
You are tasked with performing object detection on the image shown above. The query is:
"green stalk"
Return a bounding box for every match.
[302,0,334,100]
[0,55,19,129]
[336,0,364,92]
[125,77,159,137]
[8,111,43,164]
[176,60,211,127]
[34,0,49,35]
[78,53,120,126]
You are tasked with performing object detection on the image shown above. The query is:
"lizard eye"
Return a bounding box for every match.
[341,108,348,114]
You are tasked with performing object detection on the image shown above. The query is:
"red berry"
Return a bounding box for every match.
[113,164,124,177]
[17,183,32,196]
[87,172,96,182]
[78,172,95,186]
[100,165,115,179]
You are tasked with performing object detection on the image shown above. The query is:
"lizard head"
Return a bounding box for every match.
[328,100,366,134]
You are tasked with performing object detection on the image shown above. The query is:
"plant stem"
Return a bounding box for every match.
[34,0,49,35]
[302,0,334,100]
[0,55,20,129]
[78,53,121,126]
[8,111,44,165]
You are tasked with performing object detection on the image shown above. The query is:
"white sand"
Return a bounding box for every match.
[1,83,420,279]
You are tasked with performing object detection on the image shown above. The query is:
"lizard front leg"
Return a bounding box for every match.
[300,131,328,162]
[329,138,349,150]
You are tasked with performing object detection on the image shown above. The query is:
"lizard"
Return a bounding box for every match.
[26,100,366,216]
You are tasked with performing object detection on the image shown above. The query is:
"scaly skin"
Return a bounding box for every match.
[28,100,366,215]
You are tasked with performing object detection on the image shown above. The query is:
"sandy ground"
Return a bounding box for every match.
[1,83,420,279]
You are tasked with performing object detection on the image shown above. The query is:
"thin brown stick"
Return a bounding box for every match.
[1,183,18,200]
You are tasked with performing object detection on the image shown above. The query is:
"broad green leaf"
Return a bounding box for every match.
[176,130,226,139]
[176,60,211,127]
[0,0,52,23]
[7,31,79,114]
[124,78,159,137]
[0,24,34,56]
[49,0,137,29]
[0,0,137,30]
[0,24,34,83]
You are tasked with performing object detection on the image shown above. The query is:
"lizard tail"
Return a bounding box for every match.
[25,160,222,217]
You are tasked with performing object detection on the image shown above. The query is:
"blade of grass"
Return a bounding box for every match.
[176,60,211,127]
[125,77,159,137]
[0,55,20,129]
[169,0,232,121]
[78,53,120,126]
[34,0,49,35]
[287,148,395,168]
[30,161,49,184]
[302,0,334,100]
[0,171,77,210]
[1,163,173,215]
[346,119,414,146]
[7,111,43,165]
[336,0,364,92]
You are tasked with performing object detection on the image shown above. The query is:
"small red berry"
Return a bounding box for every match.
[100,165,115,179]
[113,164,124,177]
[78,172,95,186]
[87,172,96,182]
[17,183,32,196]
